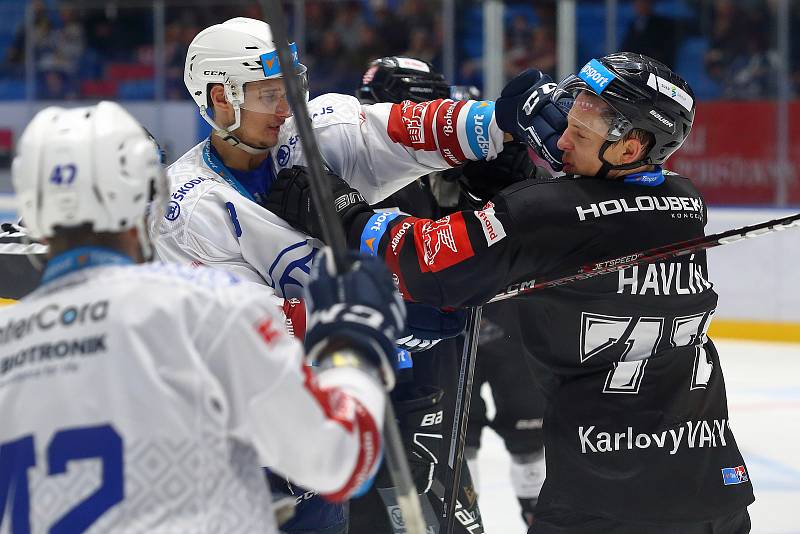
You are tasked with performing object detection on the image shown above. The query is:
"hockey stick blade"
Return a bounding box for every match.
[490,211,800,303]
[258,3,427,533]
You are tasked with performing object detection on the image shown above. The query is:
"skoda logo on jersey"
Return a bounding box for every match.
[0,300,110,345]
[165,201,181,221]
[579,59,616,94]
[277,144,291,167]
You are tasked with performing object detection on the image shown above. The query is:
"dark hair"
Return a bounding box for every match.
[621,128,655,160]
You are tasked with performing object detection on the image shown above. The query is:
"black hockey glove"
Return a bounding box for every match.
[265,165,372,241]
[459,141,551,208]
[304,247,406,391]
[264,470,298,527]
[376,385,444,494]
[396,303,467,353]
[495,69,569,172]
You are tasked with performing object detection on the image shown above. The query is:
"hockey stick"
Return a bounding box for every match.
[258,3,428,533]
[489,211,800,304]
[441,305,482,534]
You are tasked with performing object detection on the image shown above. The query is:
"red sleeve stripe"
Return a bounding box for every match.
[435,100,469,166]
[421,99,444,151]
[387,99,445,152]
[300,364,382,502]
[383,217,418,302]
[301,364,355,432]
[323,399,381,502]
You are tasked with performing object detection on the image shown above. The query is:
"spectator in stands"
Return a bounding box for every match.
[164,23,188,100]
[722,17,779,99]
[704,0,748,86]
[373,5,411,58]
[505,16,556,80]
[403,28,437,66]
[5,1,51,75]
[308,29,353,95]
[332,2,366,53]
[621,0,678,68]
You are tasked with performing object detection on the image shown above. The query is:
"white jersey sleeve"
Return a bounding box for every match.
[273,93,506,203]
[0,262,384,533]
[200,283,385,500]
[155,93,504,296]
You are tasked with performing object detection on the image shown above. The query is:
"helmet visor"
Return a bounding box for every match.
[240,68,308,115]
[552,74,633,142]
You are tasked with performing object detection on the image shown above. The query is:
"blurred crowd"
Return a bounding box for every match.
[1,0,799,101]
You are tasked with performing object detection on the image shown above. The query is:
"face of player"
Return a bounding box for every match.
[234,78,293,149]
[556,92,635,177]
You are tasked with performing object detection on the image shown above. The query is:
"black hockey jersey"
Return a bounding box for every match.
[0,222,46,301]
[347,170,754,522]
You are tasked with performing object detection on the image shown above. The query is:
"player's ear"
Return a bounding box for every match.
[620,137,645,165]
[209,84,231,113]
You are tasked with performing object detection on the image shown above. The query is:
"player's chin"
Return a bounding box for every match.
[257,129,280,148]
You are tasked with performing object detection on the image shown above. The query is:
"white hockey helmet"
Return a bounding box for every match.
[12,101,164,257]
[184,17,308,154]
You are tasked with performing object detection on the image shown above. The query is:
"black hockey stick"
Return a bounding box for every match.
[489,211,800,303]
[441,305,482,534]
[258,3,428,533]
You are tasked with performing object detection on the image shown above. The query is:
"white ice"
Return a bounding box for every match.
[475,339,800,534]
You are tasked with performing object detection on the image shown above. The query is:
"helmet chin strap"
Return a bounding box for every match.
[593,141,650,179]
[212,105,270,155]
[199,95,271,156]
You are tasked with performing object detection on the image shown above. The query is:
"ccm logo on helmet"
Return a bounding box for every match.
[580,64,611,89]
[203,70,226,76]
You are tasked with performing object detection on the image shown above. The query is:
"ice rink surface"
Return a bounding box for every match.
[475,339,800,534]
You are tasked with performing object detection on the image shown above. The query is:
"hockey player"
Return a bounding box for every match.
[154,17,507,296]
[154,17,526,532]
[0,102,405,533]
[349,56,485,534]
[0,222,46,303]
[353,55,547,531]
[266,53,754,532]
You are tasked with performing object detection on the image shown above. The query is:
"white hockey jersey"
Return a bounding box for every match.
[154,93,504,296]
[0,254,384,533]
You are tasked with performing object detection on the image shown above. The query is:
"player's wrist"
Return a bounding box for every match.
[346,212,377,250]
[311,337,391,389]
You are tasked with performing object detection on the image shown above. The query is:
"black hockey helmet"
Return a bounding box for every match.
[552,52,695,175]
[357,56,451,104]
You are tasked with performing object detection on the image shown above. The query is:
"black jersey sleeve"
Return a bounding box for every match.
[346,200,523,307]
[345,173,712,309]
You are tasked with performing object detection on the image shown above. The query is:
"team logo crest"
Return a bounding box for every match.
[416,213,475,272]
[422,217,458,266]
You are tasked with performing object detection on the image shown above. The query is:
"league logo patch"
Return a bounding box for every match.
[277,144,291,167]
[721,465,749,485]
[416,213,475,272]
[165,201,181,221]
